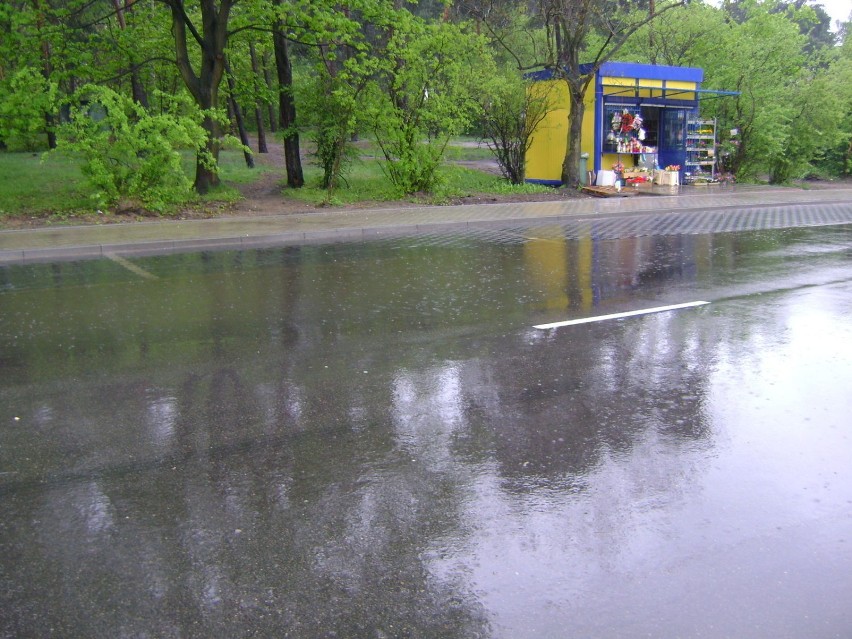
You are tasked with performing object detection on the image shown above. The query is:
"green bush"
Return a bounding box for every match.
[302,76,361,192]
[55,86,209,211]
[0,67,58,151]
[366,21,488,194]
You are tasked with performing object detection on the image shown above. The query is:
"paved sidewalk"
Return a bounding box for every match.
[2,185,851,264]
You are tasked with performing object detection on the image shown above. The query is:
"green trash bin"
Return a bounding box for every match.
[579,153,590,185]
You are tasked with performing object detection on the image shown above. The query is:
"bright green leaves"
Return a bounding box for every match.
[701,2,828,181]
[55,86,211,211]
[0,67,59,151]
[478,75,555,184]
[301,73,362,191]
[366,20,491,193]
[294,1,493,195]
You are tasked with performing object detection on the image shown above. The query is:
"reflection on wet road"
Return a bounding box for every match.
[1,223,851,637]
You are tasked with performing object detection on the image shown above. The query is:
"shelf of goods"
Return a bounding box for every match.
[620,152,656,182]
[603,106,656,158]
[685,118,717,184]
[609,151,657,160]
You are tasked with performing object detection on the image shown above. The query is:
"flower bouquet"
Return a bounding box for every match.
[626,175,650,185]
[664,164,681,172]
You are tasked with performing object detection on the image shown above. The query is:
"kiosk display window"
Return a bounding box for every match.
[601,104,660,175]
[602,105,658,154]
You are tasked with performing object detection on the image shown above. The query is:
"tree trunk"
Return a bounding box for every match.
[32,0,57,149]
[225,59,254,168]
[130,72,149,108]
[538,0,686,188]
[262,51,278,133]
[194,110,222,193]
[249,42,268,153]
[168,0,233,194]
[255,106,268,153]
[194,117,221,193]
[45,113,57,149]
[560,82,586,188]
[112,0,149,107]
[272,2,304,188]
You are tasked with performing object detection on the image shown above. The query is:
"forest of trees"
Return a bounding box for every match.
[0,0,850,207]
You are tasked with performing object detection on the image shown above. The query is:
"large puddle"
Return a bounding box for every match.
[2,224,851,637]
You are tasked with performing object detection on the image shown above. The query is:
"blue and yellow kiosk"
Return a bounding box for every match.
[525,62,734,186]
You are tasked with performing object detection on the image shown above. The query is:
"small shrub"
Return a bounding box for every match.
[0,67,58,151]
[479,76,554,184]
[55,86,209,211]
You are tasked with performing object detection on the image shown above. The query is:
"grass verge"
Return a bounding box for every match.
[1,143,552,222]
[288,157,552,207]
[0,152,92,216]
[0,149,277,219]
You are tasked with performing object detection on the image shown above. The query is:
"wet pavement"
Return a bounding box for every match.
[1,191,852,638]
[2,184,852,263]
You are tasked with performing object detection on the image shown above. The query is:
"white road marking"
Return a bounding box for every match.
[105,253,158,280]
[534,301,710,329]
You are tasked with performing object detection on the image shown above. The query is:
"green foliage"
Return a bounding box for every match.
[282,1,491,195]
[704,3,832,182]
[646,1,850,181]
[366,20,490,193]
[767,69,843,183]
[625,1,810,181]
[221,40,276,111]
[300,68,364,192]
[0,148,264,219]
[55,86,209,211]
[2,0,849,211]
[283,157,551,207]
[620,0,850,182]
[375,132,449,195]
[618,2,727,66]
[311,122,361,191]
[0,67,59,151]
[777,1,838,55]
[279,0,392,193]
[479,74,554,184]
[459,4,549,70]
[816,37,852,175]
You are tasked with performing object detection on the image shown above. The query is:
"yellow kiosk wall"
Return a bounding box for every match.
[525,80,596,184]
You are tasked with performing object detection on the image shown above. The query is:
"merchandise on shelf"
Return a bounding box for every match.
[684,118,718,184]
[606,107,655,155]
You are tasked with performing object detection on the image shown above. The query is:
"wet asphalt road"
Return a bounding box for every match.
[1,208,851,638]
